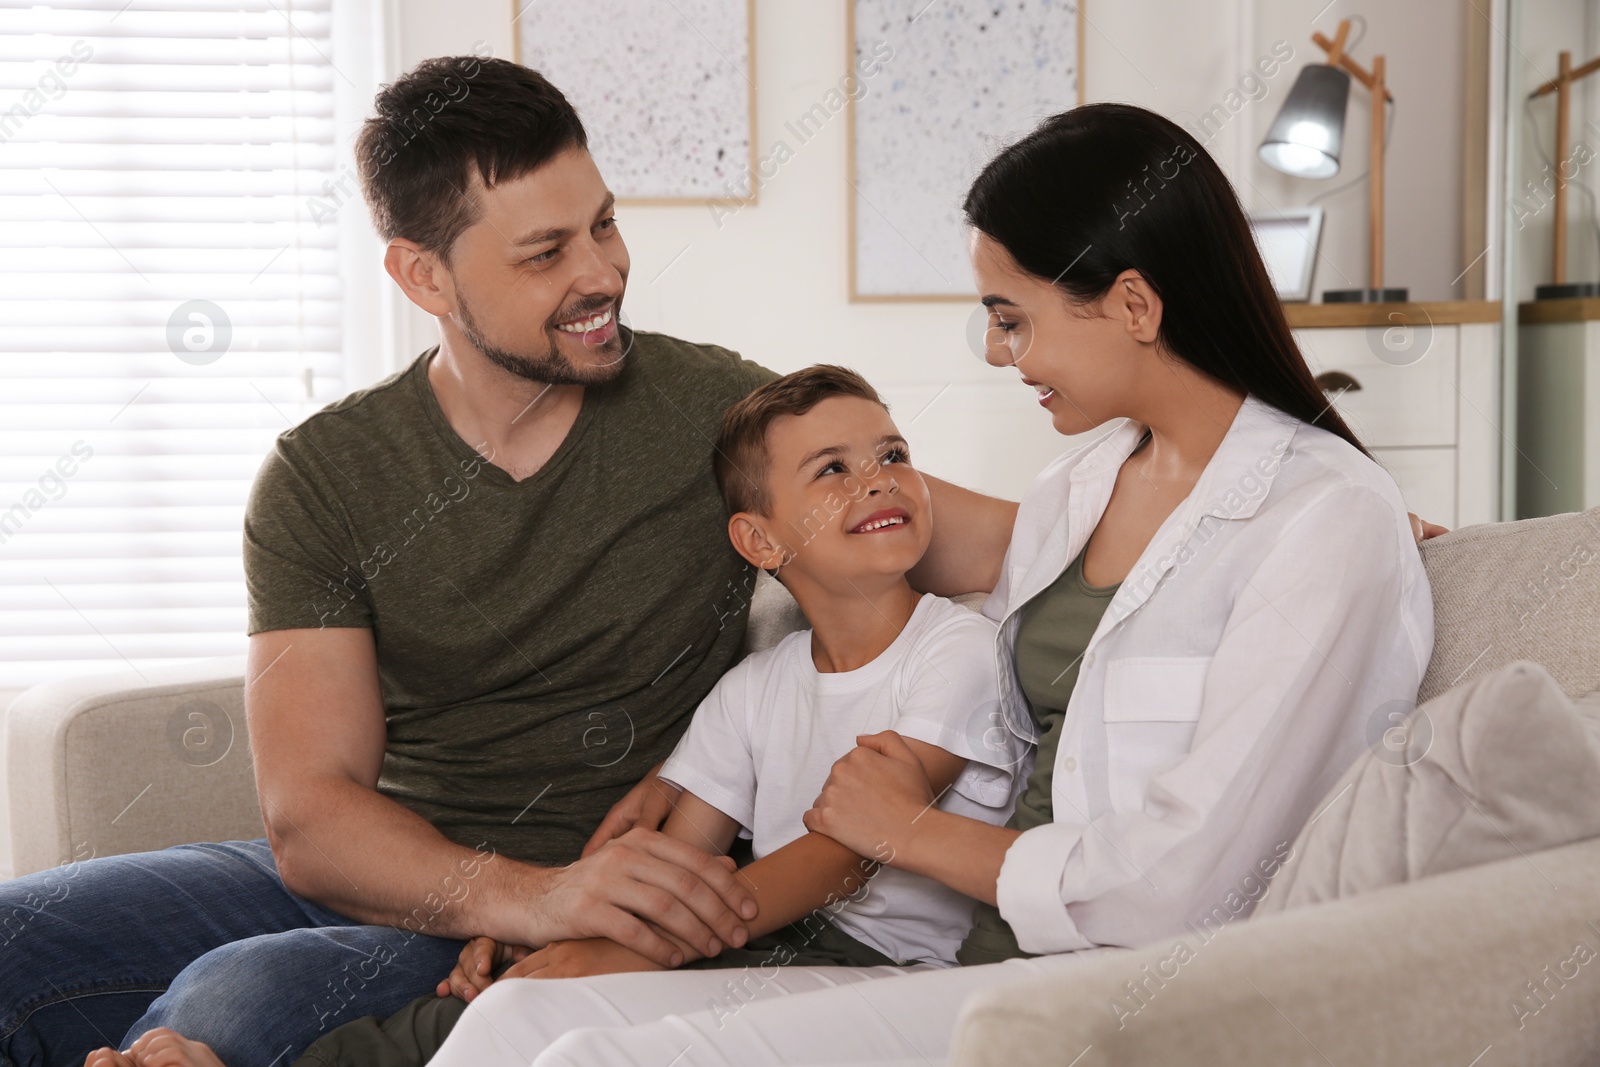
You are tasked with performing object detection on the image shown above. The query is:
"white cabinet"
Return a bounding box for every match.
[1286,302,1502,529]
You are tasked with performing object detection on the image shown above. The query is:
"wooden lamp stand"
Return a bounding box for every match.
[1313,20,1406,303]
[1530,50,1600,299]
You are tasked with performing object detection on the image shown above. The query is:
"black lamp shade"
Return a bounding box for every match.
[1258,64,1351,179]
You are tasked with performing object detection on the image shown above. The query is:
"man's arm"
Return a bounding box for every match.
[502,740,972,979]
[908,474,1018,598]
[246,627,756,966]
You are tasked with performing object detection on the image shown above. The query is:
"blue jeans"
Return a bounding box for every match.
[0,838,467,1067]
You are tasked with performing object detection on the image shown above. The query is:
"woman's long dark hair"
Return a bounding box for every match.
[964,102,1368,457]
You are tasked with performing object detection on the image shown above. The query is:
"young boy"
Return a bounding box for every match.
[92,365,1023,1067]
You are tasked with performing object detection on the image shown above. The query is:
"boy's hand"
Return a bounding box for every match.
[84,1028,225,1066]
[501,936,667,980]
[437,935,531,1002]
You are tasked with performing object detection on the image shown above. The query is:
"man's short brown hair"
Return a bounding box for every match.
[714,364,887,519]
[355,55,587,260]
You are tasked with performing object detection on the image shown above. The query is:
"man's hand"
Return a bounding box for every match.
[437,935,531,1002]
[582,762,681,857]
[500,936,666,980]
[523,827,755,967]
[1409,512,1449,543]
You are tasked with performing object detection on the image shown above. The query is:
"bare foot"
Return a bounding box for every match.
[84,1028,227,1067]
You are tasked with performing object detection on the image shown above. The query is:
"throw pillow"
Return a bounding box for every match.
[1258,661,1600,914]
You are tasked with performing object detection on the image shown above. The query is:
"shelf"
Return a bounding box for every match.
[1282,300,1502,328]
[1517,297,1600,324]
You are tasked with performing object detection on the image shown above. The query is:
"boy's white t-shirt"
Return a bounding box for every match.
[658,592,1027,967]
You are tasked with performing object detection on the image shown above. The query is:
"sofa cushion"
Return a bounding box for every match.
[741,571,810,657]
[1258,661,1600,914]
[1417,505,1600,702]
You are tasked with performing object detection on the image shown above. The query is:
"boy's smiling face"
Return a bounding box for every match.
[732,395,933,590]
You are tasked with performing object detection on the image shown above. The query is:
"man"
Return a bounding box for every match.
[2,56,1015,1067]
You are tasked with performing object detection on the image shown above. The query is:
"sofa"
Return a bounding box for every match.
[5,506,1600,1065]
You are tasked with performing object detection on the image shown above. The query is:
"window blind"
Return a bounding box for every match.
[0,0,346,689]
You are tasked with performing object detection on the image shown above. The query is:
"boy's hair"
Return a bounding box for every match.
[355,56,588,261]
[714,364,887,519]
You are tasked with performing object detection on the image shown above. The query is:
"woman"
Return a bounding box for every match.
[394,102,1435,1065]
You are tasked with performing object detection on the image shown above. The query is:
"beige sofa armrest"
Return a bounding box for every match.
[3,657,263,878]
[951,835,1600,1067]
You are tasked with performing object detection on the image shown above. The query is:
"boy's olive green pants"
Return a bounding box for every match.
[287,921,905,1067]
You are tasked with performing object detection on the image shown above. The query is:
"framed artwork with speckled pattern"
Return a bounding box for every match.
[849,0,1083,300]
[513,0,756,204]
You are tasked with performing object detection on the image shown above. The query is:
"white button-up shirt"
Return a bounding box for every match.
[984,394,1434,954]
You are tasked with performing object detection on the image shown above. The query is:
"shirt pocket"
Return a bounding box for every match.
[1100,656,1212,814]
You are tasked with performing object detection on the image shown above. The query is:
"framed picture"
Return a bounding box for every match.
[512,0,756,204]
[1249,207,1325,302]
[848,0,1084,301]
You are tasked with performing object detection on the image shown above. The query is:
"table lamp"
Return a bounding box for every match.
[1529,50,1600,299]
[1258,19,1407,303]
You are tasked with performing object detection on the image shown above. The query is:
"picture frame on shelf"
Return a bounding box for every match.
[1250,207,1325,303]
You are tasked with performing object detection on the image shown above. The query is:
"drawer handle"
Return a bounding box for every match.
[1315,370,1363,395]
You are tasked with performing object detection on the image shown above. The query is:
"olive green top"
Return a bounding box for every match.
[957,547,1121,965]
[241,329,781,867]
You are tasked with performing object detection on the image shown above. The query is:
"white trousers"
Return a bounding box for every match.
[425,949,1112,1067]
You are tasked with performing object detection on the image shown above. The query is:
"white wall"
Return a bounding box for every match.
[388,0,1072,501]
[382,0,1481,498]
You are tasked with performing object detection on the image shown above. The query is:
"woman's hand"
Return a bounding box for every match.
[500,936,667,980]
[1408,512,1449,542]
[803,730,937,865]
[581,762,683,857]
[437,935,531,1002]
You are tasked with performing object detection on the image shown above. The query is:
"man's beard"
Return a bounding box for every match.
[456,287,628,387]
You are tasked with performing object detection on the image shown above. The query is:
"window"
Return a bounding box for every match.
[0,0,350,689]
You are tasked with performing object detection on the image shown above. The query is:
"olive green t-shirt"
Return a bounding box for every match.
[957,548,1120,965]
[242,328,780,866]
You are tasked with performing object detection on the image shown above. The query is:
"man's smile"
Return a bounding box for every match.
[553,303,618,345]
